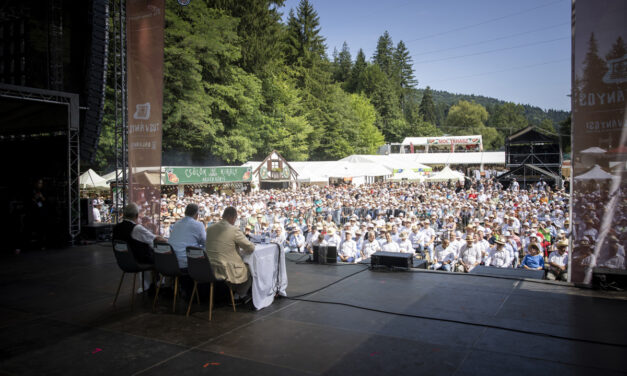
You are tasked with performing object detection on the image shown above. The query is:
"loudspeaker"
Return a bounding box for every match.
[312,245,337,264]
[371,251,412,269]
[80,198,94,225]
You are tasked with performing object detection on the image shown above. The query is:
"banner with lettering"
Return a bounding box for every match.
[164,167,252,185]
[571,0,626,283]
[126,0,164,234]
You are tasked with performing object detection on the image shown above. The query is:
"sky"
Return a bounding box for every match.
[280,0,572,111]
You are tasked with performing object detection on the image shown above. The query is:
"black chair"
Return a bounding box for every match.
[152,241,188,313]
[112,240,155,308]
[185,246,236,321]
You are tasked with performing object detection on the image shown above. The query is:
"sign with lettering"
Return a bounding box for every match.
[164,167,252,185]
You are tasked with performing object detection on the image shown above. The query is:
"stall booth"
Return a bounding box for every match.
[163,166,253,197]
[251,150,299,190]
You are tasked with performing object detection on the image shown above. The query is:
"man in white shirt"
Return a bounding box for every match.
[381,232,400,253]
[398,231,414,253]
[288,227,306,253]
[361,231,381,259]
[546,239,569,280]
[485,239,511,268]
[455,237,482,273]
[323,228,341,247]
[422,220,436,262]
[431,238,455,271]
[338,231,358,263]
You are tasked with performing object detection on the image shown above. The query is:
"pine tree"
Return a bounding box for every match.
[285,0,326,68]
[393,40,417,89]
[333,41,352,83]
[418,86,437,125]
[372,31,394,77]
[346,48,367,93]
[606,36,626,61]
[581,33,608,93]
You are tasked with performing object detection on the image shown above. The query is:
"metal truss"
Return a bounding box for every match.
[0,83,81,244]
[112,0,127,222]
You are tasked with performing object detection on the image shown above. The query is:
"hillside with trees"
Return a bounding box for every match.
[93,0,572,170]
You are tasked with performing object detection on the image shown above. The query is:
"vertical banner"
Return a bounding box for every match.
[126,0,164,235]
[571,0,626,283]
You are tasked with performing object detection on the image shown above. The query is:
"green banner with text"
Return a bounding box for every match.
[164,167,252,185]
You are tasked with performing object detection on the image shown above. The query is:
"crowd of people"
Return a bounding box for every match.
[150,177,625,280]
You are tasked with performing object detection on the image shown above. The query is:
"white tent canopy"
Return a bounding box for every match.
[339,154,432,172]
[389,169,424,182]
[574,164,616,180]
[80,169,109,190]
[580,147,607,154]
[243,160,392,184]
[426,166,465,183]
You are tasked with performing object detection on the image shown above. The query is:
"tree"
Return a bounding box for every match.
[606,36,626,61]
[418,86,437,125]
[360,64,406,142]
[445,100,502,149]
[581,33,608,94]
[488,102,528,135]
[333,41,352,83]
[284,0,326,68]
[345,48,367,93]
[348,93,385,154]
[559,115,571,154]
[393,40,417,90]
[538,119,556,135]
[372,31,394,77]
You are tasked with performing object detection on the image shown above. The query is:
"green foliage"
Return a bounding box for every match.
[487,102,528,134]
[373,31,395,77]
[445,100,502,150]
[418,86,437,125]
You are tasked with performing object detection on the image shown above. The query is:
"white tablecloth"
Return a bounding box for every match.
[242,243,288,310]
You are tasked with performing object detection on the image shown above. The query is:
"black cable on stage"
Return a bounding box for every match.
[287,266,370,299]
[286,296,627,348]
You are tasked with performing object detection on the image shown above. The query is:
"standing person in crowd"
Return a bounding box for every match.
[205,206,255,302]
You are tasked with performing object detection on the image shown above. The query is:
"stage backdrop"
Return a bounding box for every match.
[571,0,626,283]
[126,0,165,235]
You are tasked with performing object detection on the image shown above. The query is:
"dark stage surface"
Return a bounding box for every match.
[1,245,627,375]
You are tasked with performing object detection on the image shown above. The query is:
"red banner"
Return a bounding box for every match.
[126,0,164,235]
[571,0,626,283]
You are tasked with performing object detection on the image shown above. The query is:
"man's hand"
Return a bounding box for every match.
[154,235,166,243]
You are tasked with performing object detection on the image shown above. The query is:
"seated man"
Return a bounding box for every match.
[288,227,305,253]
[398,231,414,253]
[521,243,544,270]
[205,206,256,300]
[361,230,381,259]
[112,203,166,292]
[598,236,625,269]
[381,232,400,253]
[431,238,455,271]
[485,239,512,268]
[338,231,358,263]
[546,239,568,281]
[455,236,481,273]
[168,203,206,270]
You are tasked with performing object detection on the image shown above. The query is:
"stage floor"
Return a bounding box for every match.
[1,244,627,375]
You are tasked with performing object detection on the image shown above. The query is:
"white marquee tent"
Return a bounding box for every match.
[426,166,465,183]
[79,169,109,190]
[574,164,617,181]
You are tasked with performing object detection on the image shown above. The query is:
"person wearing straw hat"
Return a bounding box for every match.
[288,227,305,253]
[547,239,569,281]
[485,239,511,268]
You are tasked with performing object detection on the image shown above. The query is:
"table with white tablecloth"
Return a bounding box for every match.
[242,242,288,310]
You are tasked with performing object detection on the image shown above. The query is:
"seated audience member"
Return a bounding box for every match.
[521,243,544,270]
[398,231,414,253]
[288,227,305,253]
[361,230,381,259]
[455,236,482,273]
[167,203,206,270]
[599,236,625,269]
[338,231,358,263]
[431,238,455,271]
[546,239,569,281]
[269,224,286,246]
[323,227,341,247]
[485,239,511,268]
[205,206,255,300]
[381,232,401,253]
[112,203,166,292]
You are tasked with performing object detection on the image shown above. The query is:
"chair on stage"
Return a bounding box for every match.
[112,240,155,309]
[152,241,188,313]
[185,246,237,321]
